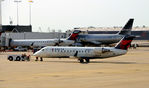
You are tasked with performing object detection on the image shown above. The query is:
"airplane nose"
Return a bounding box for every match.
[33,51,41,57]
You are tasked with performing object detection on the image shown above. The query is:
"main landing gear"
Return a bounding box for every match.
[35,57,43,61]
[79,59,90,63]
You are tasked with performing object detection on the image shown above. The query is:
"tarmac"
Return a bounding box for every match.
[0,47,149,88]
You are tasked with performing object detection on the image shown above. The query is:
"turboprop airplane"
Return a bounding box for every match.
[10,30,81,47]
[75,19,134,46]
[34,35,135,63]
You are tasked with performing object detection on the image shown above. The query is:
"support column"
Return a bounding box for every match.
[0,0,2,32]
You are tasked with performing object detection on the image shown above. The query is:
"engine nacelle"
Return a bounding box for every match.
[102,48,111,53]
[59,40,75,46]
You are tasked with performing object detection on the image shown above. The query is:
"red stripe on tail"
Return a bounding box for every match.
[115,36,135,50]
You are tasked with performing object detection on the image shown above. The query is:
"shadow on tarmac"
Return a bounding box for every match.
[43,60,137,64]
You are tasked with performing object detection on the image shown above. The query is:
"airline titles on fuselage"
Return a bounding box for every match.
[43,48,93,53]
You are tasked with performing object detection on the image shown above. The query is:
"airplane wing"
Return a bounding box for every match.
[54,39,64,46]
[69,51,78,59]
[80,40,102,45]
[74,51,78,57]
[89,41,102,45]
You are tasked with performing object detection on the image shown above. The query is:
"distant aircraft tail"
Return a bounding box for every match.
[115,35,135,50]
[118,19,134,35]
[67,30,81,40]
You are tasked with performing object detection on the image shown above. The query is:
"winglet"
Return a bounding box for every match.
[115,35,135,50]
[118,19,134,35]
[67,30,81,40]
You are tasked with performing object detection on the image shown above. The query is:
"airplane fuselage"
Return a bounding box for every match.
[76,34,124,45]
[10,39,74,47]
[34,46,127,59]
[11,34,124,47]
[9,30,81,47]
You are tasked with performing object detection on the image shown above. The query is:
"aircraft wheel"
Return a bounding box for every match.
[79,59,84,63]
[8,56,13,61]
[22,58,25,61]
[40,57,43,61]
[35,57,38,61]
[16,56,21,61]
[85,59,90,63]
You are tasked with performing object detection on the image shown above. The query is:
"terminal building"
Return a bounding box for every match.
[0,32,66,47]
[2,25,32,32]
[1,26,149,47]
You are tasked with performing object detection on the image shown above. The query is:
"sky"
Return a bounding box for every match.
[1,0,149,32]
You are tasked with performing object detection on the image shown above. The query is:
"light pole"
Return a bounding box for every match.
[29,0,33,26]
[14,0,21,26]
[0,0,4,31]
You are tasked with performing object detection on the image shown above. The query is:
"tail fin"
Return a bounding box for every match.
[115,35,135,50]
[67,30,81,40]
[118,19,134,35]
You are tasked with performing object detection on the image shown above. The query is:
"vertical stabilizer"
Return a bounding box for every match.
[67,30,81,40]
[118,19,134,35]
[115,35,135,50]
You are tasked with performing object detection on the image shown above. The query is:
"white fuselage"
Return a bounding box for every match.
[10,39,74,47]
[34,46,127,59]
